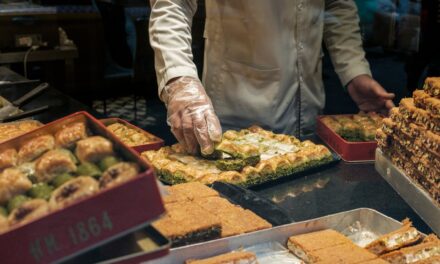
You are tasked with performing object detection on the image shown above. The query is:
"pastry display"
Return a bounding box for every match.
[0,120,42,144]
[143,126,333,186]
[0,121,143,234]
[377,77,440,205]
[185,251,258,264]
[153,182,272,246]
[320,112,383,142]
[106,122,157,147]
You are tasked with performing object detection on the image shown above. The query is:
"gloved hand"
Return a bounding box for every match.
[162,76,222,155]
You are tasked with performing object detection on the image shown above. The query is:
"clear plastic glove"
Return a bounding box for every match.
[162,76,222,155]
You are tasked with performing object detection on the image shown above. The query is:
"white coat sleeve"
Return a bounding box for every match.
[323,0,372,86]
[149,0,199,97]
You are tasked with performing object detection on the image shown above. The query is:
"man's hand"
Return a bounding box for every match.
[347,75,395,115]
[162,76,222,155]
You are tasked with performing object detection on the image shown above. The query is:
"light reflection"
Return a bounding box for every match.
[271,176,330,203]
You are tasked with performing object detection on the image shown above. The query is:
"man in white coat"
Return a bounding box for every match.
[149,0,395,155]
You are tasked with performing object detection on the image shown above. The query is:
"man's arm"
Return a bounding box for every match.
[149,0,199,95]
[323,0,371,86]
[323,0,394,114]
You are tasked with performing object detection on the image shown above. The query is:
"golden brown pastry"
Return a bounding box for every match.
[0,120,42,143]
[55,122,88,148]
[75,136,114,163]
[35,149,77,183]
[8,199,50,227]
[106,123,155,146]
[0,148,18,170]
[18,135,55,163]
[49,176,99,210]
[0,168,32,204]
[99,162,139,189]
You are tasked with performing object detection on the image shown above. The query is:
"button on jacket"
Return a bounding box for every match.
[149,0,371,136]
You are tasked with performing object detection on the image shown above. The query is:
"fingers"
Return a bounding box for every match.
[385,99,395,109]
[206,110,222,143]
[182,109,198,154]
[192,110,215,155]
[168,112,187,150]
[371,80,395,100]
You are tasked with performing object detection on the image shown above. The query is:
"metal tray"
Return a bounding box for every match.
[145,208,403,264]
[375,148,440,235]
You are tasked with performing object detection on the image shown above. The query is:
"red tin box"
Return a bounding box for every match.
[100,118,164,153]
[316,115,377,162]
[0,112,166,264]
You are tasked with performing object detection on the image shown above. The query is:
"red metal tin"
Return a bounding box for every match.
[0,112,166,264]
[100,118,164,153]
[316,115,377,162]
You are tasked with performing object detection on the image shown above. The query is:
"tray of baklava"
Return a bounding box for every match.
[0,111,166,264]
[147,208,440,264]
[142,125,339,188]
[316,112,384,162]
[100,117,164,153]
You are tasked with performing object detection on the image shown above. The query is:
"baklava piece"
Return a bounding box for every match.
[75,136,114,163]
[55,122,88,148]
[366,219,421,255]
[312,243,377,264]
[152,201,222,247]
[424,77,440,98]
[99,162,139,189]
[8,199,50,227]
[163,182,219,203]
[35,149,77,183]
[413,90,430,109]
[0,148,18,170]
[0,168,32,204]
[381,239,440,264]
[287,229,353,263]
[18,135,55,163]
[49,176,99,210]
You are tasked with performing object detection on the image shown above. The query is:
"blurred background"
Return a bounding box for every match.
[0,0,439,131]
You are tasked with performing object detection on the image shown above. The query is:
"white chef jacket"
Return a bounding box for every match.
[149,0,371,136]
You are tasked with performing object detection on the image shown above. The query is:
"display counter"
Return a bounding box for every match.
[0,80,434,262]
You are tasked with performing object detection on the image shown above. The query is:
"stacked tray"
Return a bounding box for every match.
[376,148,440,235]
[0,112,167,264]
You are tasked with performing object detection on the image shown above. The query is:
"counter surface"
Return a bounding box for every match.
[255,156,433,234]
